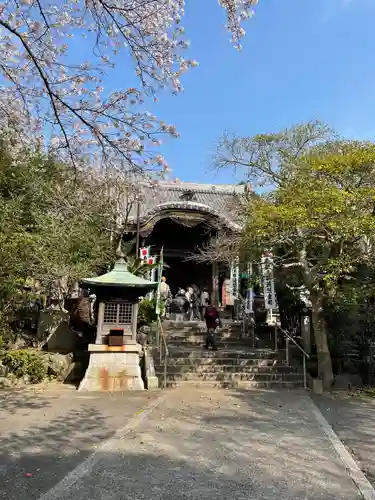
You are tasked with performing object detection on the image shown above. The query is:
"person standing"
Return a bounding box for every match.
[185,285,194,320]
[160,276,170,298]
[204,302,221,350]
[160,277,171,318]
[200,287,210,321]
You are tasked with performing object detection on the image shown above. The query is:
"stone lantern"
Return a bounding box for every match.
[78,252,157,392]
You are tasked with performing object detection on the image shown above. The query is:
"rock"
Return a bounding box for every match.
[9,336,28,350]
[0,377,12,388]
[69,297,92,328]
[138,325,151,335]
[0,363,8,377]
[43,352,73,380]
[38,310,76,353]
[64,361,86,383]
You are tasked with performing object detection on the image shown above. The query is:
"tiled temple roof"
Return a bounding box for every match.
[128,180,247,227]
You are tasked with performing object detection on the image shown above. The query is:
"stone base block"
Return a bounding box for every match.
[143,348,159,390]
[312,378,323,394]
[79,344,144,392]
[147,376,159,390]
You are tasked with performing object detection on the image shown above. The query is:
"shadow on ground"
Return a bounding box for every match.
[311,391,375,486]
[0,387,362,500]
[0,389,160,500]
[0,390,54,414]
[164,388,356,499]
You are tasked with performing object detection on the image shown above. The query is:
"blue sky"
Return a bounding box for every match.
[137,0,375,184]
[107,0,375,183]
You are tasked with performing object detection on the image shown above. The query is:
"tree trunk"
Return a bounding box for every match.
[310,291,333,389]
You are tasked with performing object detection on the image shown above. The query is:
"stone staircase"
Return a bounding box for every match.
[153,321,304,389]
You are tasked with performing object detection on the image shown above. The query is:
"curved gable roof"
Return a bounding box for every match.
[128,180,247,228]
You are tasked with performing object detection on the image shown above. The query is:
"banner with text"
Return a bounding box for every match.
[261,253,277,310]
[230,258,240,299]
[155,247,164,316]
[245,262,253,313]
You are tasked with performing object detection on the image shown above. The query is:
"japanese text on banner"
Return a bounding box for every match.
[261,253,277,310]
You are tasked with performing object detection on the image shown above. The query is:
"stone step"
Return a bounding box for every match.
[153,364,297,374]
[154,372,303,382]
[164,347,283,360]
[164,345,278,353]
[159,357,288,367]
[166,332,245,341]
[164,380,304,389]
[163,320,242,328]
[165,332,244,342]
[163,326,242,337]
[166,340,251,348]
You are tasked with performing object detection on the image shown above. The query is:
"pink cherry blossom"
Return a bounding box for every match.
[0,0,258,171]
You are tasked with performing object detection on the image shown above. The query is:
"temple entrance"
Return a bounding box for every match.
[162,257,212,296]
[142,218,213,296]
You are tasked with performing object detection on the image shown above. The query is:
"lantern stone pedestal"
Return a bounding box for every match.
[78,344,144,392]
[78,251,157,392]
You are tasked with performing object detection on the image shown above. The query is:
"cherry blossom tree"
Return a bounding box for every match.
[0,0,258,172]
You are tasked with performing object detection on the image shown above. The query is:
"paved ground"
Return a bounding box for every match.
[312,391,375,487]
[0,385,162,500]
[0,386,366,500]
[2,384,374,500]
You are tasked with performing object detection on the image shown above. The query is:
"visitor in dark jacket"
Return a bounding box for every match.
[204,303,221,350]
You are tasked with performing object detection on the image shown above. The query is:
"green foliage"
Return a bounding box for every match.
[355,387,375,398]
[2,349,47,383]
[0,141,118,312]
[121,247,169,279]
[219,122,375,386]
[242,136,375,293]
[138,297,160,326]
[0,313,14,348]
[126,257,160,278]
[323,266,375,356]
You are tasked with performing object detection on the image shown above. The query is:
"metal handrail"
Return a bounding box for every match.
[279,327,309,358]
[158,316,169,389]
[279,326,309,389]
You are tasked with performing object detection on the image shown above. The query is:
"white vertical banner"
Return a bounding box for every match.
[245,288,253,313]
[155,247,164,316]
[230,257,240,299]
[261,252,277,310]
[245,262,253,313]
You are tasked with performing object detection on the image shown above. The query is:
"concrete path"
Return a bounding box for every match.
[8,387,366,500]
[0,385,162,500]
[312,391,375,487]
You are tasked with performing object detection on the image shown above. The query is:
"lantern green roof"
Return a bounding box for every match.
[81,258,158,289]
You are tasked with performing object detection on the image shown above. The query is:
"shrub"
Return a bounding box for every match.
[138,297,164,327]
[2,349,47,383]
[0,313,14,348]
